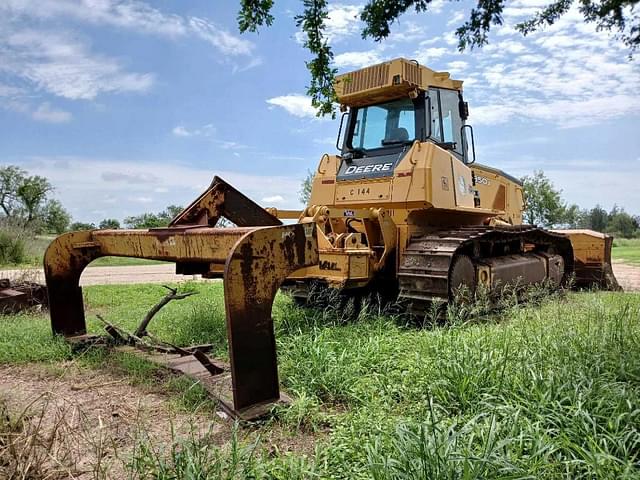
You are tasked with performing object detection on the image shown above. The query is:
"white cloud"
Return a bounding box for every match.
[413,47,448,64]
[510,0,551,7]
[262,195,285,204]
[470,104,518,126]
[0,83,24,97]
[16,156,305,222]
[266,94,318,118]
[188,17,254,56]
[31,102,72,123]
[170,124,248,150]
[172,124,216,137]
[172,126,192,137]
[217,140,247,150]
[386,22,426,44]
[0,0,259,109]
[0,0,254,58]
[101,171,159,184]
[325,4,362,43]
[129,196,153,203]
[232,57,264,73]
[429,0,447,14]
[295,3,362,45]
[334,50,384,69]
[419,36,443,46]
[446,60,468,72]
[446,11,465,27]
[344,4,638,130]
[0,29,154,100]
[502,6,542,18]
[1,0,187,36]
[484,40,527,54]
[459,4,640,127]
[442,31,459,46]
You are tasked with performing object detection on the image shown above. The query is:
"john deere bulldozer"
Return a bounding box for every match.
[45,58,619,419]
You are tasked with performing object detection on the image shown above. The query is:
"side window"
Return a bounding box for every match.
[442,108,453,143]
[427,88,464,157]
[428,89,442,141]
[439,90,461,146]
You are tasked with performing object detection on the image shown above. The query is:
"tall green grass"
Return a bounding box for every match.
[0,227,28,265]
[0,282,638,478]
[613,237,640,264]
[127,424,318,479]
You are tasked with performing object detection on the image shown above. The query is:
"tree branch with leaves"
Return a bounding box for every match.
[237,0,639,116]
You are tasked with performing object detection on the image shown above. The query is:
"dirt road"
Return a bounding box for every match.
[1,263,197,286]
[2,262,638,290]
[612,261,640,292]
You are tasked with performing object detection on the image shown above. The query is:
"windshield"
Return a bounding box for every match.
[348,97,416,151]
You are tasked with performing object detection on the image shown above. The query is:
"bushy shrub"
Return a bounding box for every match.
[0,227,28,265]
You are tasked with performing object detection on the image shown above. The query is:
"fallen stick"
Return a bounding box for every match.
[134,285,197,338]
[70,380,123,391]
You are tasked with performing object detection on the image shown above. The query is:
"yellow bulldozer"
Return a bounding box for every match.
[45,58,619,420]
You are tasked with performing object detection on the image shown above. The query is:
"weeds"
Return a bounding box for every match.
[0,312,71,363]
[0,393,85,478]
[1,281,639,478]
[0,228,27,265]
[129,424,255,479]
[128,423,319,479]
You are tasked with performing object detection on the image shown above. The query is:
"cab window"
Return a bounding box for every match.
[428,88,464,157]
[349,97,416,150]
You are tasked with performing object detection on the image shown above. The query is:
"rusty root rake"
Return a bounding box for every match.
[44,177,318,420]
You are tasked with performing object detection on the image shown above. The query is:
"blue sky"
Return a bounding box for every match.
[1,0,638,223]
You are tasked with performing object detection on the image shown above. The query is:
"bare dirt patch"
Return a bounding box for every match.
[0,363,229,479]
[612,261,640,292]
[0,363,321,479]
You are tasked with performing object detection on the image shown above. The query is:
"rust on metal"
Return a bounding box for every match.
[44,177,318,420]
[0,279,48,314]
[169,175,281,228]
[553,229,621,290]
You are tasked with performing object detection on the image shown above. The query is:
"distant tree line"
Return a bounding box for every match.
[522,170,639,237]
[71,205,184,231]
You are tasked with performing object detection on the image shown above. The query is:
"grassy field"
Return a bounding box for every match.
[1,284,639,478]
[613,238,640,265]
[88,256,166,267]
[0,234,165,269]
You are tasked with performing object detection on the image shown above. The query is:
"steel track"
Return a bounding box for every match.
[398,225,574,313]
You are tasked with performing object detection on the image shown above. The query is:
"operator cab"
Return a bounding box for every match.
[338,87,471,181]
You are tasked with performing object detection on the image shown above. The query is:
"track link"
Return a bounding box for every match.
[398,226,573,312]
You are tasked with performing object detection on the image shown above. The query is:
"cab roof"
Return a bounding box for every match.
[334,58,464,108]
